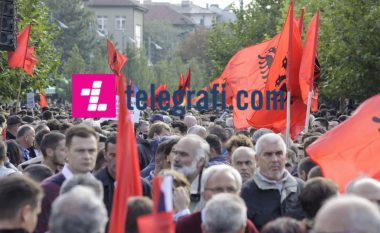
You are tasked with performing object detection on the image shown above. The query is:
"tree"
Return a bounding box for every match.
[43,0,97,63]
[279,0,380,102]
[0,0,61,102]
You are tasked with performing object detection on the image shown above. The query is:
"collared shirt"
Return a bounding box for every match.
[61,164,74,180]
[256,169,290,193]
[22,148,30,161]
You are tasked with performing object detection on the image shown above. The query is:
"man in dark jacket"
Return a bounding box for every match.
[95,133,151,217]
[241,133,305,230]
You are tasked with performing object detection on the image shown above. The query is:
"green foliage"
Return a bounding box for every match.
[281,0,380,101]
[0,0,61,102]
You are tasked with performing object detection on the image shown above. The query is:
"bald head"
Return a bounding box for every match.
[231,147,256,183]
[184,115,197,128]
[315,195,380,233]
[187,125,207,138]
[347,177,380,204]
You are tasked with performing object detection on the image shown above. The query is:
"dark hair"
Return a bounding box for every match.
[0,176,43,220]
[313,118,329,130]
[59,122,73,134]
[40,132,66,158]
[16,124,33,138]
[207,125,228,143]
[42,110,53,120]
[205,134,222,155]
[35,124,49,133]
[299,178,338,219]
[303,136,320,157]
[105,133,117,153]
[6,140,23,166]
[23,164,54,182]
[125,197,153,233]
[171,121,188,135]
[308,166,322,179]
[65,125,98,148]
[35,129,51,149]
[297,157,317,178]
[156,136,180,161]
[261,217,306,233]
[46,119,61,131]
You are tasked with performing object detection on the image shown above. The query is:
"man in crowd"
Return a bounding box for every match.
[202,193,247,233]
[38,132,67,173]
[35,125,99,233]
[231,147,256,183]
[314,195,380,233]
[0,176,43,233]
[241,133,305,230]
[95,133,151,217]
[16,125,36,161]
[49,186,108,233]
[171,134,209,211]
[6,115,25,140]
[0,141,18,177]
[176,164,258,233]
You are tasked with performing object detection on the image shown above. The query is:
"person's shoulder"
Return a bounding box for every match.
[41,172,65,187]
[176,211,202,229]
[94,167,108,180]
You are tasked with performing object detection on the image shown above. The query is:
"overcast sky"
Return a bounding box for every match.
[139,0,252,9]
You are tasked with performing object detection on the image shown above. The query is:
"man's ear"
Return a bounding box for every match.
[46,148,54,158]
[197,157,206,169]
[20,204,32,224]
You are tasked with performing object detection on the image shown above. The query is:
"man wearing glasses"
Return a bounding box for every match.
[175,164,259,233]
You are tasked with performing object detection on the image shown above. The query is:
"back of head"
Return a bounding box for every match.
[35,129,51,149]
[346,177,380,204]
[205,134,222,155]
[60,174,104,200]
[203,193,247,233]
[187,125,207,138]
[0,176,43,222]
[49,186,107,233]
[125,197,153,233]
[23,164,54,183]
[261,217,306,233]
[299,177,338,219]
[314,195,380,233]
[207,125,228,143]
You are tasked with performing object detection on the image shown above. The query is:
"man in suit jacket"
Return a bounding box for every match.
[175,165,259,233]
[35,125,99,233]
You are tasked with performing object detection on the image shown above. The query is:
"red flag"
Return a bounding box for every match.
[177,73,185,91]
[307,95,380,192]
[299,11,320,112]
[183,67,191,90]
[23,47,38,76]
[8,23,31,68]
[192,85,208,104]
[247,1,305,138]
[108,69,143,232]
[137,212,174,233]
[39,93,48,108]
[295,7,305,33]
[107,39,127,75]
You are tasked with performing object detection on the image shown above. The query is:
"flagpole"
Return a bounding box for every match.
[304,91,313,133]
[285,91,291,147]
[16,76,23,113]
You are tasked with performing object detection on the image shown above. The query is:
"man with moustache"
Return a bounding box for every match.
[170,134,209,212]
[241,133,305,230]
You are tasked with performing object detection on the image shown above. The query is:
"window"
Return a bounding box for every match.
[97,16,108,32]
[115,16,126,30]
[135,25,141,48]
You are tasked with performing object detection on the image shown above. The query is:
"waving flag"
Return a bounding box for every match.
[8,23,31,68]
[23,47,38,76]
[107,39,127,75]
[307,95,380,192]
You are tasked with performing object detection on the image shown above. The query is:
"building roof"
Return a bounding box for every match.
[144,3,195,26]
[87,0,147,11]
[172,2,216,15]
[209,5,236,23]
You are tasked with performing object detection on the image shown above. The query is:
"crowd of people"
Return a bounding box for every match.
[0,103,379,233]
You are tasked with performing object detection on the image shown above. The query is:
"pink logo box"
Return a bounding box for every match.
[72,74,116,118]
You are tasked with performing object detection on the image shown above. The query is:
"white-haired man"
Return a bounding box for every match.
[171,134,209,211]
[241,133,304,230]
[176,164,259,233]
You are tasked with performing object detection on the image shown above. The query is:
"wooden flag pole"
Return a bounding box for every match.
[16,75,23,113]
[304,91,313,133]
[285,91,291,147]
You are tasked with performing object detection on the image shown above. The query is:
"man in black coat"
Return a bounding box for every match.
[241,133,305,230]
